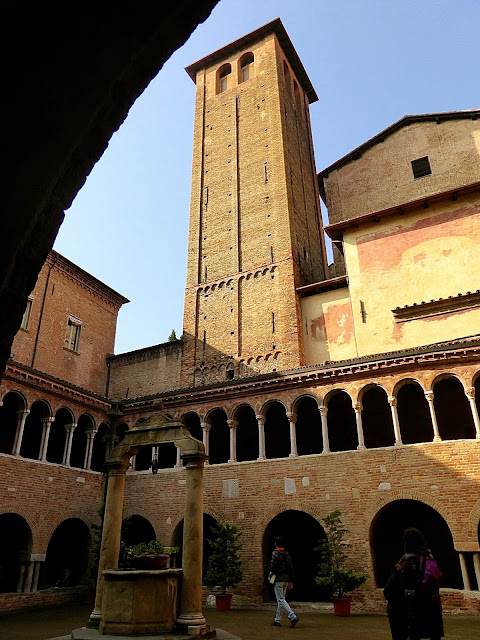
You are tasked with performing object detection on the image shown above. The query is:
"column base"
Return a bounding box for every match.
[357,444,366,451]
[433,435,442,442]
[176,611,206,628]
[228,458,236,464]
[394,440,403,447]
[322,448,330,454]
[288,452,298,458]
[87,609,101,629]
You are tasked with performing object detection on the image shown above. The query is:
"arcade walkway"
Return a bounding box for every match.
[0,602,479,639]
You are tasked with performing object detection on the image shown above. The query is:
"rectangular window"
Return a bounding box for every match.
[220,76,228,93]
[241,65,250,82]
[21,297,33,330]
[65,316,82,351]
[411,156,432,179]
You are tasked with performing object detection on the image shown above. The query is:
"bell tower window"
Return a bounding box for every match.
[217,63,232,94]
[239,52,254,83]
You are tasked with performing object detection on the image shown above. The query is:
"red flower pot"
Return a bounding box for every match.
[133,553,169,570]
[215,593,233,611]
[332,596,351,616]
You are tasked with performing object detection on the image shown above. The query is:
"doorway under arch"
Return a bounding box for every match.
[262,510,326,602]
[0,513,32,593]
[40,518,91,589]
[172,513,218,576]
[121,515,156,547]
[371,499,462,589]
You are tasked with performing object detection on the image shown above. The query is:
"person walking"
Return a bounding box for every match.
[384,527,444,640]
[268,536,299,628]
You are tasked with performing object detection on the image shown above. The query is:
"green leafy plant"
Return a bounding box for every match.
[121,540,178,563]
[204,522,243,595]
[315,510,367,597]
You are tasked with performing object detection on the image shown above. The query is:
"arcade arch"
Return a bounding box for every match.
[370,499,462,589]
[233,404,258,462]
[0,513,32,593]
[293,395,322,456]
[325,390,357,452]
[0,391,26,454]
[20,399,51,460]
[396,381,433,444]
[360,385,395,449]
[121,515,156,547]
[264,401,290,459]
[40,518,91,589]
[432,376,476,441]
[207,408,229,465]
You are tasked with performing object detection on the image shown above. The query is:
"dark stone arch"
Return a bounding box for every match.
[182,412,203,442]
[46,407,73,464]
[397,382,433,444]
[70,414,93,469]
[0,391,25,454]
[433,377,475,440]
[90,423,110,472]
[208,408,229,465]
[262,510,326,602]
[40,518,91,589]
[121,515,156,547]
[361,386,395,449]
[371,499,462,589]
[294,396,322,456]
[326,391,357,452]
[234,404,258,462]
[264,401,290,459]
[172,513,218,576]
[0,513,32,593]
[20,400,50,459]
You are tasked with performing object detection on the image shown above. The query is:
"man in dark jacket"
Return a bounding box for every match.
[268,536,299,628]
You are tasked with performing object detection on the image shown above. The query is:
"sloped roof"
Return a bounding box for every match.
[318,109,480,196]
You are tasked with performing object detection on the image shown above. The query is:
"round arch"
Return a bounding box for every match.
[91,423,111,472]
[181,411,203,442]
[432,375,475,441]
[370,499,462,589]
[292,395,323,456]
[0,513,32,593]
[70,413,95,469]
[20,399,51,459]
[396,380,433,444]
[262,510,326,602]
[360,385,395,449]
[325,389,357,452]
[206,408,229,465]
[40,518,91,589]
[0,390,27,454]
[172,513,218,575]
[121,515,156,547]
[263,400,290,459]
[233,403,258,462]
[46,407,74,464]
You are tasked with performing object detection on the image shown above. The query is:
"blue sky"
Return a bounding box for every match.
[53,0,480,354]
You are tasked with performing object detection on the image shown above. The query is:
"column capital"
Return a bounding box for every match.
[286,412,297,423]
[227,419,237,429]
[465,386,475,400]
[318,405,327,416]
[388,396,397,407]
[16,408,30,418]
[424,390,434,402]
[104,459,130,475]
[65,422,77,432]
[41,417,54,426]
[353,402,362,413]
[255,414,265,423]
[201,422,211,432]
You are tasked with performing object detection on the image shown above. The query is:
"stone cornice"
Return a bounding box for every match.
[393,290,480,321]
[118,336,480,412]
[4,360,111,411]
[108,339,183,364]
[47,251,129,309]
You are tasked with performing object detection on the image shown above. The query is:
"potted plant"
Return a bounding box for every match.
[122,540,178,570]
[204,521,243,611]
[315,510,367,616]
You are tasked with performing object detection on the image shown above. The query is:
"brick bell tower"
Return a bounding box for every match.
[181,19,327,387]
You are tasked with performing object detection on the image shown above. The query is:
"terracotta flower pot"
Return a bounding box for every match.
[332,596,351,616]
[215,593,233,611]
[133,553,169,570]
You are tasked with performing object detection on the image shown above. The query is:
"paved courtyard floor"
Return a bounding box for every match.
[0,602,479,640]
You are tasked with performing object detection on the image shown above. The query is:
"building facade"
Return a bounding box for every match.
[1,19,480,615]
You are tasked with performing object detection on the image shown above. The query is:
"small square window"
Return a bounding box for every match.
[21,297,33,330]
[65,316,82,351]
[411,156,432,179]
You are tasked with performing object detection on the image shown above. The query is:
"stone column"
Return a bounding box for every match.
[89,460,129,628]
[175,447,183,468]
[176,452,207,630]
[354,403,366,450]
[17,563,26,592]
[62,423,77,465]
[201,422,210,461]
[458,552,471,590]
[23,561,35,592]
[388,396,403,446]
[465,387,480,439]
[473,552,480,590]
[286,412,298,457]
[85,430,96,469]
[424,391,441,441]
[227,419,237,463]
[39,417,54,460]
[319,406,330,453]
[256,414,266,460]
[13,409,29,455]
[32,562,42,592]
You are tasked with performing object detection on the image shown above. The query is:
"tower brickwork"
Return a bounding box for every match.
[181,20,327,387]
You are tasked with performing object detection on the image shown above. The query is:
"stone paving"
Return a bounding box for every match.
[0,602,479,640]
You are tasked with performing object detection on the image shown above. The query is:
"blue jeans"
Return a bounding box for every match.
[274,581,296,622]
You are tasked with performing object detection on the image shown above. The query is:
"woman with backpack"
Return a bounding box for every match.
[384,528,444,640]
